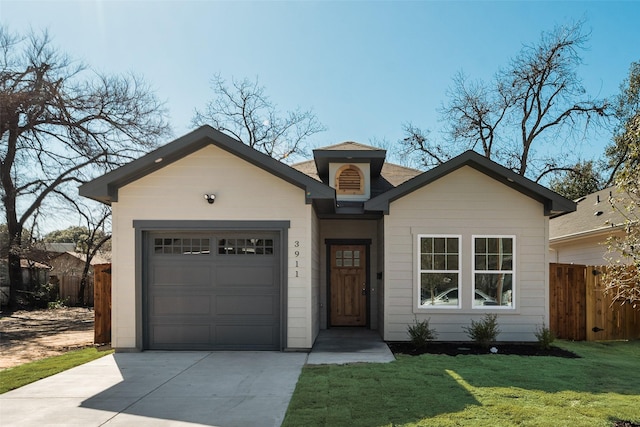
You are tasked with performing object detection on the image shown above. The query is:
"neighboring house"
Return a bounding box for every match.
[79,125,575,351]
[48,251,111,279]
[0,259,50,305]
[549,187,629,265]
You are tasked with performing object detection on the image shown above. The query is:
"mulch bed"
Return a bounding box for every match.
[387,341,580,358]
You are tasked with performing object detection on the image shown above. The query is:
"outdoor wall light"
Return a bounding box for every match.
[203,194,216,204]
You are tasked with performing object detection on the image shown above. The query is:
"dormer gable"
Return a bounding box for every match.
[311,142,386,202]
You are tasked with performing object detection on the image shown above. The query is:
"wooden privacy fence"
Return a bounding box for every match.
[93,263,112,345]
[59,276,94,306]
[550,263,640,341]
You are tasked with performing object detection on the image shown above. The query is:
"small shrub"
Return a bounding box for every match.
[48,297,69,310]
[463,313,500,348]
[534,323,556,350]
[407,317,437,348]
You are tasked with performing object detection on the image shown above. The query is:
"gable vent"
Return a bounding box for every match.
[336,165,364,194]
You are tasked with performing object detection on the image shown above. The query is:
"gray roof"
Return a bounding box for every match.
[311,142,387,180]
[549,187,628,241]
[291,158,422,197]
[79,125,335,205]
[80,127,574,219]
[364,150,576,216]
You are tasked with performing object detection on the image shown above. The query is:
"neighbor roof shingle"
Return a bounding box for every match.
[549,187,628,240]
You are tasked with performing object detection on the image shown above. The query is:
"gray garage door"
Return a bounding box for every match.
[145,231,281,350]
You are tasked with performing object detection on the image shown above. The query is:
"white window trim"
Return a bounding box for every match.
[471,235,516,310]
[417,234,462,310]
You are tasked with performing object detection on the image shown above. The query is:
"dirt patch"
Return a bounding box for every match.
[0,307,95,370]
[387,341,580,358]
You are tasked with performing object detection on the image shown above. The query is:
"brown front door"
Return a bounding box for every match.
[330,245,367,326]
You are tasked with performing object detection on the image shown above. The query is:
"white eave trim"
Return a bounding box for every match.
[549,224,625,244]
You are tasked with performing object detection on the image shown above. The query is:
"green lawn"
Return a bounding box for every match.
[283,341,640,427]
[0,347,114,394]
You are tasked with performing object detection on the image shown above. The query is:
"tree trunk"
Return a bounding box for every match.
[6,225,24,308]
[78,262,92,306]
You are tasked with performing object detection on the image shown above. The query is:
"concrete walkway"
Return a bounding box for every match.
[0,330,394,426]
[306,328,396,365]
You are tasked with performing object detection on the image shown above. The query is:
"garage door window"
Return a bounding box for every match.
[153,238,210,255]
[218,238,274,255]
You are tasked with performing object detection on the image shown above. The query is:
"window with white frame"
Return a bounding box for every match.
[473,236,515,308]
[418,235,461,308]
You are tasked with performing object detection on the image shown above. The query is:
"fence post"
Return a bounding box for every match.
[93,263,112,345]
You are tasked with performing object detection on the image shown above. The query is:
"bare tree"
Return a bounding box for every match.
[604,61,640,186]
[63,199,111,306]
[603,113,640,309]
[404,20,608,181]
[193,74,325,162]
[0,28,170,307]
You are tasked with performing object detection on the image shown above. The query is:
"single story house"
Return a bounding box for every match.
[0,259,51,306]
[80,125,575,351]
[549,187,629,265]
[48,251,111,279]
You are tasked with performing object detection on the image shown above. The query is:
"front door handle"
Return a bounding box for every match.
[362,287,366,295]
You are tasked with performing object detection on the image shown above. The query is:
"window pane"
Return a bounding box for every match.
[475,255,486,270]
[421,254,432,270]
[501,238,513,253]
[354,259,360,267]
[474,273,513,307]
[487,238,498,253]
[421,237,432,254]
[488,255,499,270]
[336,259,343,267]
[475,238,486,253]
[336,250,342,259]
[354,251,360,259]
[344,250,352,258]
[446,238,458,253]
[502,257,512,270]
[433,254,446,270]
[447,254,458,270]
[343,258,352,267]
[433,238,445,253]
[421,273,458,306]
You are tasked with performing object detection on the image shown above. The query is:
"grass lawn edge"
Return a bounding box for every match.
[0,347,115,394]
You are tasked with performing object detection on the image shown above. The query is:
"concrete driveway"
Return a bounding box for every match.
[0,351,307,427]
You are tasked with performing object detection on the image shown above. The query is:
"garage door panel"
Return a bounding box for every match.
[151,324,211,345]
[216,325,278,347]
[216,295,277,315]
[216,265,275,287]
[152,295,211,315]
[146,231,281,351]
[152,264,213,286]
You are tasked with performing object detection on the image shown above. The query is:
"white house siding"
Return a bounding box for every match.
[319,219,379,329]
[376,218,385,336]
[549,230,626,265]
[111,144,314,350]
[383,166,549,342]
[310,209,321,344]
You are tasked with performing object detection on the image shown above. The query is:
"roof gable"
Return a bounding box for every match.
[312,142,387,180]
[364,150,576,216]
[79,126,335,204]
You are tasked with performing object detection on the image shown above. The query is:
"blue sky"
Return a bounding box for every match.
[1,0,639,165]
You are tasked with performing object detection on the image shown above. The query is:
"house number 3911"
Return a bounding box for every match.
[294,241,300,277]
